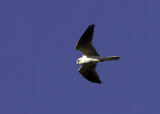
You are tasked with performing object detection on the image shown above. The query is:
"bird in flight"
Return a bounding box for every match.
[75,24,120,84]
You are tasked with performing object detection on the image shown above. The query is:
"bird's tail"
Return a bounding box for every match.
[100,56,120,61]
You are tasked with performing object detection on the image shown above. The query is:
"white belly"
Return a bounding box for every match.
[81,56,102,64]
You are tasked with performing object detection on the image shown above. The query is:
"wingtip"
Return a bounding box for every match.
[98,81,102,84]
[93,80,102,84]
[97,82,102,84]
[90,24,95,28]
[116,56,120,60]
[90,80,102,84]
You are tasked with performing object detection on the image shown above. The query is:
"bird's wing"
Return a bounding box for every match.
[78,63,102,84]
[75,24,99,56]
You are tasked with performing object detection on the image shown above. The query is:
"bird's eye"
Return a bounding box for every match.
[77,60,79,62]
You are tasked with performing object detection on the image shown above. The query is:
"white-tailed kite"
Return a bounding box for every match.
[75,24,120,84]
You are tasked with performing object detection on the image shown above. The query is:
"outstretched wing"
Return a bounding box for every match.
[75,24,99,56]
[78,63,102,84]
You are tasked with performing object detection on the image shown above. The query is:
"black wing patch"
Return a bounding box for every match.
[78,63,102,84]
[75,24,99,56]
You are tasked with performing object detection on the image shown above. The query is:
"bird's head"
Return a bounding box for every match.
[76,58,82,65]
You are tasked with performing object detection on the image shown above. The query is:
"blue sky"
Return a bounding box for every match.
[0,0,160,114]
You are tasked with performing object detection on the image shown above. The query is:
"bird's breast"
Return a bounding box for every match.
[82,56,101,64]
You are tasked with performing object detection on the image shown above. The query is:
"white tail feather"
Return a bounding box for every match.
[100,56,120,61]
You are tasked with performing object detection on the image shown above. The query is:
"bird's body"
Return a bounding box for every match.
[77,56,119,64]
[75,24,120,84]
[77,56,102,64]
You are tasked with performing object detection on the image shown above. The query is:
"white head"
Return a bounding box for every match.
[76,58,83,64]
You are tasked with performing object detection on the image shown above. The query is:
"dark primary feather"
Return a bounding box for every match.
[78,63,102,84]
[75,24,99,56]
[76,24,95,45]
